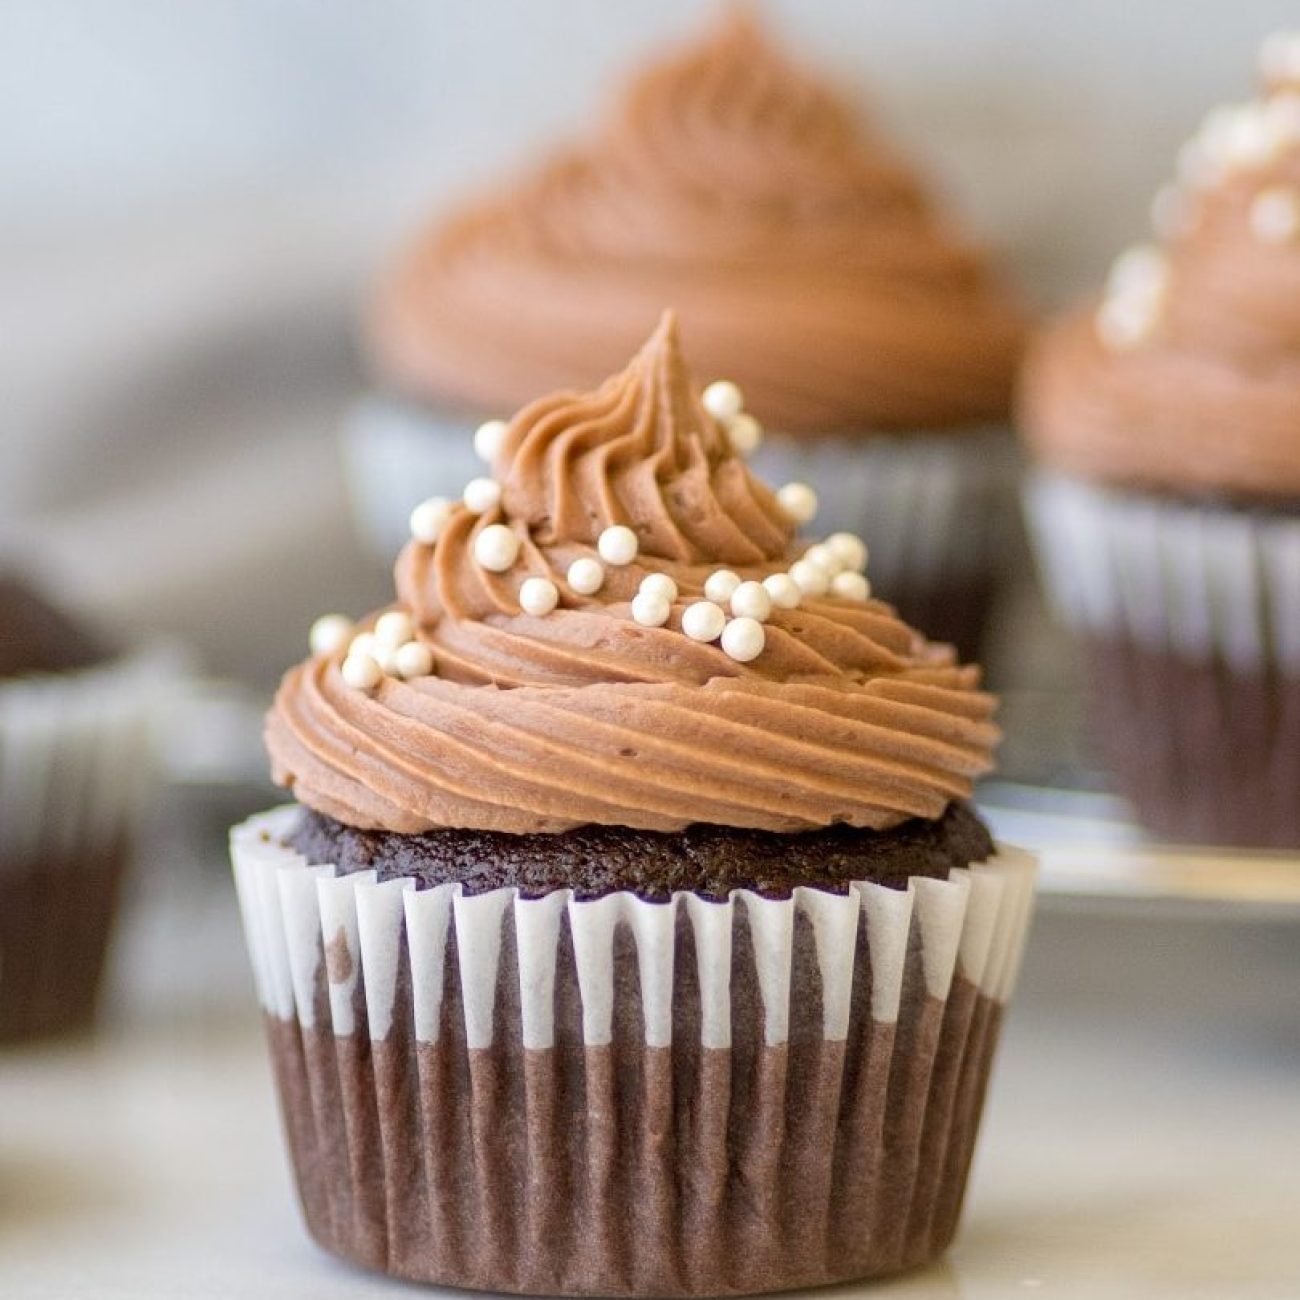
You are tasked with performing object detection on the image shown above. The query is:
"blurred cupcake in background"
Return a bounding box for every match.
[1020,31,1300,847]
[350,7,1027,659]
[0,574,162,1041]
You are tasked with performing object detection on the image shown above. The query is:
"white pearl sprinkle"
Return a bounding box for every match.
[1261,31,1300,84]
[631,592,672,627]
[348,632,379,660]
[473,523,520,572]
[730,580,772,623]
[1096,294,1160,351]
[830,571,871,602]
[462,477,502,515]
[762,573,802,610]
[1249,186,1300,245]
[639,572,678,602]
[472,418,509,463]
[519,576,560,616]
[702,380,744,420]
[341,652,383,691]
[776,482,818,525]
[394,640,434,680]
[802,543,845,576]
[567,557,605,595]
[597,524,639,566]
[789,560,830,597]
[682,600,726,643]
[725,413,763,456]
[721,616,766,663]
[374,610,414,649]
[704,569,742,602]
[825,532,869,574]
[1106,245,1167,297]
[409,496,453,544]
[309,614,353,657]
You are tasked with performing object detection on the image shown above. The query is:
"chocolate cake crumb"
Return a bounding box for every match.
[288,801,993,901]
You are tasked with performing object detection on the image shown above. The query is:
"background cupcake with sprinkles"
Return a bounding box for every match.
[1020,30,1300,847]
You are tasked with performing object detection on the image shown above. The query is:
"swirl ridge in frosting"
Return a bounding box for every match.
[368,9,1024,436]
[271,313,998,834]
[1021,41,1300,499]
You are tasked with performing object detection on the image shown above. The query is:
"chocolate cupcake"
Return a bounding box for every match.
[0,574,160,1041]
[236,314,1035,1293]
[1020,32,1300,847]
[349,10,1026,659]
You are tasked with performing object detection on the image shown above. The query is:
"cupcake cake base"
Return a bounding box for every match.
[1026,471,1300,848]
[0,649,162,1044]
[234,806,1034,1295]
[1084,638,1300,848]
[0,846,128,1043]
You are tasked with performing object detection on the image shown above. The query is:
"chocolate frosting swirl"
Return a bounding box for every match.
[368,10,1024,436]
[270,315,997,834]
[1022,77,1300,498]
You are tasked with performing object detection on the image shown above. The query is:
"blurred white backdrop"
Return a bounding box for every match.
[1,0,1294,676]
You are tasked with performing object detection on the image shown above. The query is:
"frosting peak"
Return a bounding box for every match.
[369,10,1024,435]
[611,8,920,228]
[271,318,998,835]
[497,312,791,566]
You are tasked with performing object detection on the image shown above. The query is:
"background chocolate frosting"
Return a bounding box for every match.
[270,314,997,834]
[1021,83,1300,498]
[367,10,1024,436]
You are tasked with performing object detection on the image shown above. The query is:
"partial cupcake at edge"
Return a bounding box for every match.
[235,313,1036,1293]
[1019,30,1300,848]
[0,573,160,1042]
[350,7,1028,661]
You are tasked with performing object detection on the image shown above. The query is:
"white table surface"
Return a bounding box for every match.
[2,845,1299,1300]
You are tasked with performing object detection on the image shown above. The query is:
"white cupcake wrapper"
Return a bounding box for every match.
[232,805,1035,1290]
[1025,471,1300,673]
[750,427,1019,595]
[231,806,1035,1050]
[341,396,484,560]
[0,651,167,871]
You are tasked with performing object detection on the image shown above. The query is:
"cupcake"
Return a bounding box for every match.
[235,313,1035,1292]
[351,9,1026,659]
[0,573,160,1041]
[1020,32,1300,847]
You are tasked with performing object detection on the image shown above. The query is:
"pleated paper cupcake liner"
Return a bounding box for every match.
[750,428,1022,663]
[1025,471,1300,847]
[0,652,166,1041]
[232,805,1036,1295]
[341,396,484,561]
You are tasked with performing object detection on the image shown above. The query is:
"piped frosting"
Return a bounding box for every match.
[1022,35,1300,499]
[270,314,997,834]
[368,10,1024,437]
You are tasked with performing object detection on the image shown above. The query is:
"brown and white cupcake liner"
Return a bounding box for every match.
[0,654,164,1041]
[341,396,485,560]
[751,428,1022,662]
[1025,471,1300,845]
[232,805,1036,1295]
[1025,471,1300,672]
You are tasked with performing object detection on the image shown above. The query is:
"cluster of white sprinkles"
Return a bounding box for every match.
[310,609,436,691]
[1106,37,1300,351]
[326,387,872,688]
[702,380,764,455]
